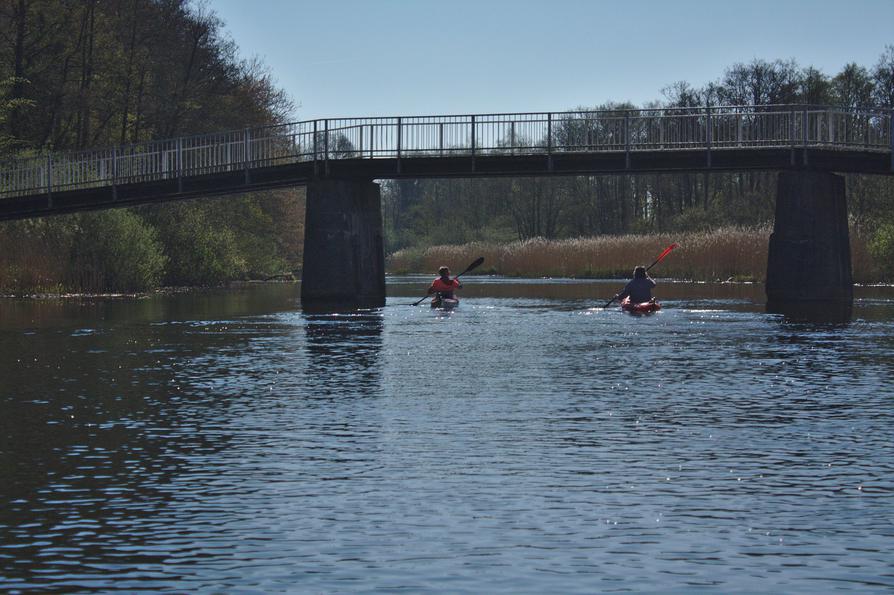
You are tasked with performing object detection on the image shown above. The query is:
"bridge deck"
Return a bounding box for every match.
[1,105,891,220]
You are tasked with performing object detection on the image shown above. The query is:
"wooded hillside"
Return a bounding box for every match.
[0,0,304,293]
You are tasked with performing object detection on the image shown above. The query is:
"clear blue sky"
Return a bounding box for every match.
[210,0,894,120]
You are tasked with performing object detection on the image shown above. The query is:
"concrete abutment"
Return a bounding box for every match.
[301,179,385,310]
[766,171,853,314]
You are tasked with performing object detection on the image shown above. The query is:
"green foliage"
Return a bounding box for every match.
[869,223,894,280]
[0,1,302,293]
[69,210,167,292]
[139,194,300,287]
[3,5,894,288]
[873,45,894,107]
[206,196,289,278]
[150,203,244,286]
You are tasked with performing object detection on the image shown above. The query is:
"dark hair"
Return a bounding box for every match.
[633,266,646,279]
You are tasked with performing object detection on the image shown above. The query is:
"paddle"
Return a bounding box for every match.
[412,256,485,306]
[602,243,678,308]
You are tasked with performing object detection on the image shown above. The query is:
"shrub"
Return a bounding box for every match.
[69,210,167,292]
[153,204,245,286]
[868,223,894,280]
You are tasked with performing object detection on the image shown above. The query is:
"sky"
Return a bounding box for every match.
[210,0,894,121]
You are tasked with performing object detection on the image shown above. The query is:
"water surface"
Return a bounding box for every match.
[2,279,893,592]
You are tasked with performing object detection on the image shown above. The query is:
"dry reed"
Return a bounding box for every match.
[388,227,877,282]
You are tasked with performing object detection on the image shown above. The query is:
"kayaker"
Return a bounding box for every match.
[617,265,656,304]
[428,266,462,302]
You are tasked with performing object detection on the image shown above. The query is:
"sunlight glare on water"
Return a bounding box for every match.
[1,280,893,592]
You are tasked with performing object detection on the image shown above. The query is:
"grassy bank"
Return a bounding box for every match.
[388,227,878,282]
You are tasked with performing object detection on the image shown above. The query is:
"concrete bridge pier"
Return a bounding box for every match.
[301,179,386,310]
[766,171,853,318]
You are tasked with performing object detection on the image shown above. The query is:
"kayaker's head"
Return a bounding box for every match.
[633,266,647,279]
[438,266,450,279]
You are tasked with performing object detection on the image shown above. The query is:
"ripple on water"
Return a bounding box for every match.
[1,286,893,592]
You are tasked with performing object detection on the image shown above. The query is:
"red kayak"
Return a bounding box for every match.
[431,297,459,310]
[620,296,661,314]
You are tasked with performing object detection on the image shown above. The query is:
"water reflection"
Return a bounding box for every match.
[1,280,893,592]
[303,310,384,397]
[766,299,853,324]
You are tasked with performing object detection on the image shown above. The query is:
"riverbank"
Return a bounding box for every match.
[0,279,299,300]
[387,227,879,283]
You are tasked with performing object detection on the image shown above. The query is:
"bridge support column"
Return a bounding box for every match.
[766,171,852,314]
[301,179,385,310]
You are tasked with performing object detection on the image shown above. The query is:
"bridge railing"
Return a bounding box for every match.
[0,105,891,198]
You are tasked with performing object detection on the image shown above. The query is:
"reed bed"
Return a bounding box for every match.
[388,227,877,282]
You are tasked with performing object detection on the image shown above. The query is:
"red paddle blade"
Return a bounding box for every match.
[656,243,679,263]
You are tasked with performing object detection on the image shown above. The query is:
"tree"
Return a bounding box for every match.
[68,209,167,292]
[871,45,894,107]
[798,66,832,105]
[0,0,301,292]
[831,63,873,108]
[716,59,801,105]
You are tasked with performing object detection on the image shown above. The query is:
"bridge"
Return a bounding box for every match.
[1,104,893,310]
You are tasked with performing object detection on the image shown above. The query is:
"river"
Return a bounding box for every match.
[1,278,893,592]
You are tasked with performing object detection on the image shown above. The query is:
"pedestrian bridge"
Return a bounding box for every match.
[0,104,892,312]
[0,104,891,219]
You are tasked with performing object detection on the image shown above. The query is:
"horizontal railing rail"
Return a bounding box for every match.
[0,105,891,198]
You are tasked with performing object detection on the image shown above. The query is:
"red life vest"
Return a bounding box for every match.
[430,277,460,296]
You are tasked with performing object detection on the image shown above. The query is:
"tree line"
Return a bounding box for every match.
[0,0,304,293]
[382,50,894,278]
[2,3,894,291]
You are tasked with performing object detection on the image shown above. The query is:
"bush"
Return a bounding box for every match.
[869,223,894,280]
[153,203,246,286]
[69,210,167,292]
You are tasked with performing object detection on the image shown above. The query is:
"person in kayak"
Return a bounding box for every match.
[617,265,656,304]
[428,266,462,302]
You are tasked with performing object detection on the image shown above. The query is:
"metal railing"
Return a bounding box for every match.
[0,105,891,199]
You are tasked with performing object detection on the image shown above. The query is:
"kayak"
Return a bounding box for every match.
[620,296,661,314]
[431,297,459,310]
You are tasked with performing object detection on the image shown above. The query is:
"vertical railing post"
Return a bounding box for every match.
[312,120,318,177]
[802,108,809,146]
[802,107,809,165]
[324,119,329,176]
[176,139,183,193]
[789,108,796,166]
[510,121,516,155]
[705,104,712,168]
[547,113,553,154]
[369,124,375,159]
[439,122,444,157]
[359,124,364,158]
[46,153,53,208]
[737,111,743,146]
[624,111,630,169]
[658,113,665,148]
[112,146,119,200]
[471,115,476,156]
[547,113,554,171]
[889,108,894,172]
[470,115,476,172]
[243,129,251,184]
[396,117,402,174]
[828,109,835,145]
